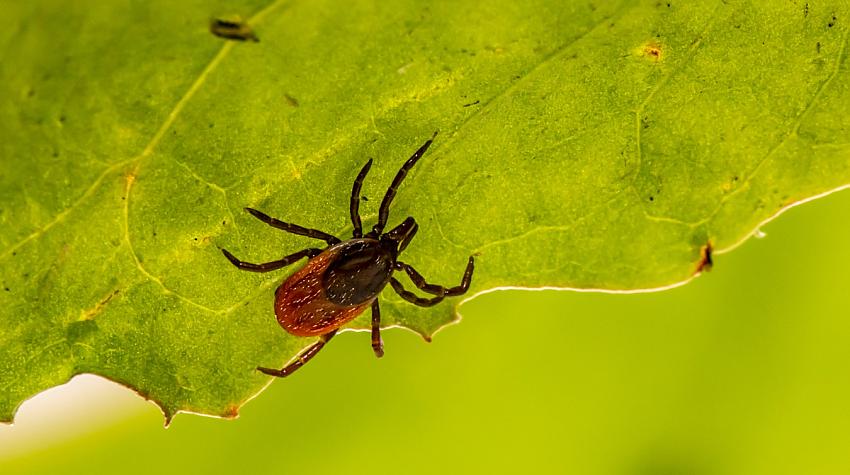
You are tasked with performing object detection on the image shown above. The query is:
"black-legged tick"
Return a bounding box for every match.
[222,133,474,377]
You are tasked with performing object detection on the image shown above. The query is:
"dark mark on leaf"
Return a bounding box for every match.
[639,41,663,61]
[80,289,120,321]
[210,17,259,42]
[284,94,299,107]
[463,100,480,107]
[697,242,713,273]
[223,405,239,419]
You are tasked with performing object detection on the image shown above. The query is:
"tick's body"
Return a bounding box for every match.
[222,133,474,377]
[276,239,392,337]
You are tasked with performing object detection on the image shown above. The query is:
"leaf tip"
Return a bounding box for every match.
[223,405,240,420]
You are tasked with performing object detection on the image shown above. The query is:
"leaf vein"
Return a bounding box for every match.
[693,26,850,228]
[119,0,289,309]
[0,157,136,261]
[170,156,241,239]
[443,11,617,147]
[631,2,724,221]
[472,192,623,254]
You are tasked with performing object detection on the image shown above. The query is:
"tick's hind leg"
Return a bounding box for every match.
[257,330,338,378]
[395,257,475,296]
[221,248,321,273]
[371,300,384,358]
[389,278,446,307]
[245,207,341,245]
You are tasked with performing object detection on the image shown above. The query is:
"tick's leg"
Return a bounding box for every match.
[245,207,341,245]
[221,248,321,273]
[257,330,338,378]
[394,257,475,296]
[390,277,445,307]
[350,159,373,238]
[370,131,438,236]
[371,300,384,358]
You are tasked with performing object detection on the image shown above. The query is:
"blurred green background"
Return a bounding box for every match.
[2,189,850,474]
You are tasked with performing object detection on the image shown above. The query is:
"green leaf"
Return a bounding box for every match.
[1,0,848,423]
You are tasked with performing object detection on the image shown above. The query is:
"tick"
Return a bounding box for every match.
[222,133,475,377]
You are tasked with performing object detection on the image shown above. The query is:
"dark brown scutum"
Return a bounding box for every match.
[323,239,395,306]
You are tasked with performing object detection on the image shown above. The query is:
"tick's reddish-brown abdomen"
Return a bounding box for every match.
[274,246,373,337]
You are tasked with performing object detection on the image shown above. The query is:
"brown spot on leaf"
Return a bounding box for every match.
[696,242,713,273]
[641,41,664,61]
[80,289,120,321]
[123,172,136,199]
[284,94,299,107]
[210,17,259,42]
